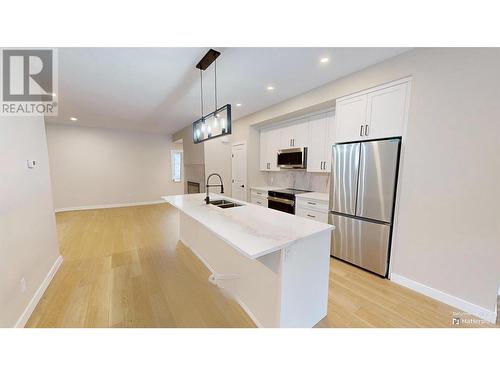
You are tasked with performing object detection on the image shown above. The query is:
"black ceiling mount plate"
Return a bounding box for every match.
[196,49,221,70]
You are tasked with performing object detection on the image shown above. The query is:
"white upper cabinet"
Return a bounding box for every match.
[335,80,409,143]
[335,95,368,143]
[307,112,335,173]
[259,129,269,171]
[260,111,334,172]
[260,126,282,171]
[365,83,408,139]
[280,121,309,149]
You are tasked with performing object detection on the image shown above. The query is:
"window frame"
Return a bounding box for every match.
[171,150,183,183]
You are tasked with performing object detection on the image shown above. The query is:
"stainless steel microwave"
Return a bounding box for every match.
[277,147,307,169]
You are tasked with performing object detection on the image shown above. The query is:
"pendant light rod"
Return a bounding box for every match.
[214,59,217,111]
[200,69,204,119]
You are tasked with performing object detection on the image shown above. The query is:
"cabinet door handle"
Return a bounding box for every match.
[360,125,364,136]
[365,125,369,136]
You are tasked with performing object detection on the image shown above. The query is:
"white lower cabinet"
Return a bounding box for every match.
[296,207,328,223]
[250,188,268,207]
[296,196,329,223]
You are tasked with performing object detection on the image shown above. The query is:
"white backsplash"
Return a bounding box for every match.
[264,171,330,193]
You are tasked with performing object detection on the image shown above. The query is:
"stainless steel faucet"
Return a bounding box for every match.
[205,173,224,204]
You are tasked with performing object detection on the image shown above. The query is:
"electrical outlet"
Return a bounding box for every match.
[20,277,26,293]
[27,160,37,169]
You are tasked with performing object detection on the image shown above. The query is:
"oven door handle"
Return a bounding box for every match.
[267,196,295,206]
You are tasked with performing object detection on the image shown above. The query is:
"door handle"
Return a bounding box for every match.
[240,185,244,188]
[365,125,369,136]
[360,125,363,136]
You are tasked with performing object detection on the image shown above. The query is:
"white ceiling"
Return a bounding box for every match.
[48,47,411,134]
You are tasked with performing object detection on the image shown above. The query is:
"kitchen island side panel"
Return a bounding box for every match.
[279,230,331,327]
[178,211,282,327]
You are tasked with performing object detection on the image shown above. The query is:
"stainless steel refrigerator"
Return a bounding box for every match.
[328,138,401,277]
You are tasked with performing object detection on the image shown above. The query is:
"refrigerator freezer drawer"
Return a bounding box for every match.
[329,213,391,276]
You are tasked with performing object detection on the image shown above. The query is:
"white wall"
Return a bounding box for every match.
[204,136,232,197]
[173,125,205,165]
[0,116,60,327]
[46,124,184,210]
[232,48,500,314]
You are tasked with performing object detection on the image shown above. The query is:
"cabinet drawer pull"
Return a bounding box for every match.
[307,214,316,218]
[307,201,317,205]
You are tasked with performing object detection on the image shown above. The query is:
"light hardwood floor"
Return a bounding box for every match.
[27,203,496,328]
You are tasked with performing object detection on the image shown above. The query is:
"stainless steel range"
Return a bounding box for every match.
[267,188,312,215]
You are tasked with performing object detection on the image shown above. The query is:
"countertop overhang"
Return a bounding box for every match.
[162,193,334,259]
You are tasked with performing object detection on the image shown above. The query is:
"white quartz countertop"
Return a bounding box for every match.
[162,193,333,260]
[297,192,330,202]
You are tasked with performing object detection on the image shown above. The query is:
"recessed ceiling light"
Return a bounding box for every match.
[70,117,78,122]
[267,86,275,91]
[320,57,329,63]
[236,103,242,107]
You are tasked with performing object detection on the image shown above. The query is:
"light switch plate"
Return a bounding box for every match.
[27,160,37,169]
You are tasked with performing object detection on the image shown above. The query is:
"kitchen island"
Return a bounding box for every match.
[162,193,334,328]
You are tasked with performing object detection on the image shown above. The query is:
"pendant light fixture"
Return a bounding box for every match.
[192,49,232,144]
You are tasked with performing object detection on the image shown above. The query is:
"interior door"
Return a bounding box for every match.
[231,142,247,201]
[330,213,391,276]
[356,139,400,223]
[330,142,360,215]
[335,94,368,143]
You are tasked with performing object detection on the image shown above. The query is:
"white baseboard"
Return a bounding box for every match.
[55,200,166,213]
[391,273,497,324]
[15,255,63,328]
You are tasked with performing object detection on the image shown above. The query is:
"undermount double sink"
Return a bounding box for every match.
[209,199,244,209]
